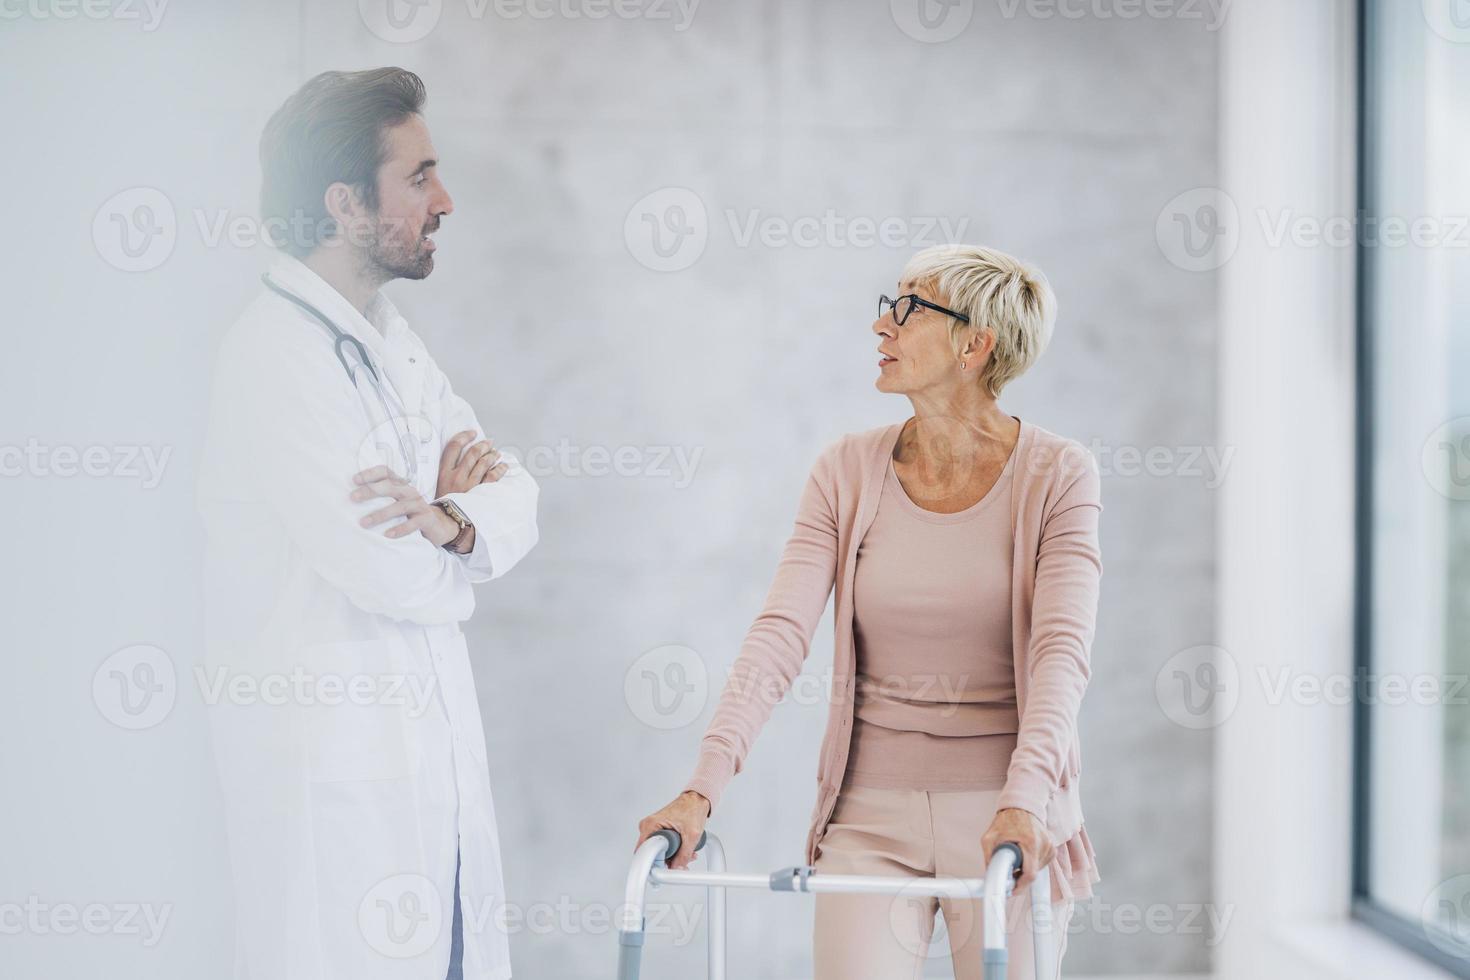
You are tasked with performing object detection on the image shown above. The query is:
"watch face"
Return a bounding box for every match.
[440,500,469,527]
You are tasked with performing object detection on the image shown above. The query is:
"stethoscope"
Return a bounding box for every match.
[261,273,424,484]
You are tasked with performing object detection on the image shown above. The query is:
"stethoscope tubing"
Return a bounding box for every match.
[259,273,422,483]
[261,273,381,384]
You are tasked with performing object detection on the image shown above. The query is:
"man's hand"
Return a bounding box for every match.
[352,466,460,547]
[437,429,508,498]
[981,807,1055,892]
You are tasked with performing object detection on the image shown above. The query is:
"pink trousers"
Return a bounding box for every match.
[812,784,1073,980]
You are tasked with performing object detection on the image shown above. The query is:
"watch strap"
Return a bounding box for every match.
[433,500,473,554]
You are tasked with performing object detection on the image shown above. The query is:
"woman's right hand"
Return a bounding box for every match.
[635,791,711,870]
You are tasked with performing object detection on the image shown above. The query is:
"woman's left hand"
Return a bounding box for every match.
[981,807,1055,891]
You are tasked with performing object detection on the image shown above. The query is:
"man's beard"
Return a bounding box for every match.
[363,214,434,283]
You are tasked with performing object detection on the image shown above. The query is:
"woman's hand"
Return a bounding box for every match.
[437,429,505,498]
[981,807,1055,891]
[635,791,711,870]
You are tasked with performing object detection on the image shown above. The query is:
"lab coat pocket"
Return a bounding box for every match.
[440,629,490,770]
[302,638,414,783]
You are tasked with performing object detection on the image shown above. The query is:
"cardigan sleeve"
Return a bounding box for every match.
[683,446,841,813]
[996,446,1104,821]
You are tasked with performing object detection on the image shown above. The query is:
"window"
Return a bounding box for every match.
[1355,1,1470,974]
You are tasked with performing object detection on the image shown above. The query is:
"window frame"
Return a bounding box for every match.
[1351,1,1470,974]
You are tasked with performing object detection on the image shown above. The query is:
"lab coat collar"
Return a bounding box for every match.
[266,252,409,359]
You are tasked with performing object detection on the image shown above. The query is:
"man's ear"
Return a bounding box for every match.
[322,181,370,244]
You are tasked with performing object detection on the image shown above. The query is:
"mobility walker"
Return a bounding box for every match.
[618,827,1057,979]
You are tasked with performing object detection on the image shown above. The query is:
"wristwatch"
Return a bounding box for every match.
[432,499,474,554]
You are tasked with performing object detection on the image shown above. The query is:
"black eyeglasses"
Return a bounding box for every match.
[878,294,970,327]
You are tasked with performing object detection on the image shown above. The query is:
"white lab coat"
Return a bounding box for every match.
[196,253,538,980]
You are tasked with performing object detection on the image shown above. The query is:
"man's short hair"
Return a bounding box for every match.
[259,67,426,257]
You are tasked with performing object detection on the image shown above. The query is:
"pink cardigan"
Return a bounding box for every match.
[684,418,1104,903]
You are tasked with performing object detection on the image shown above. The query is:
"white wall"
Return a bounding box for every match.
[0,2,1225,977]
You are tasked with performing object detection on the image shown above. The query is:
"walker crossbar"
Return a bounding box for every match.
[617,829,1055,980]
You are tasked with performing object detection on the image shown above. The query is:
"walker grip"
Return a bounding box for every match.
[651,828,707,864]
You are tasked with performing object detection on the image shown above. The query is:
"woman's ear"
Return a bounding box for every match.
[962,327,994,365]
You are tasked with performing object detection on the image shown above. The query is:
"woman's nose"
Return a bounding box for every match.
[872,317,895,338]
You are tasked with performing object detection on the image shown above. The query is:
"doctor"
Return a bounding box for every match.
[197,68,538,980]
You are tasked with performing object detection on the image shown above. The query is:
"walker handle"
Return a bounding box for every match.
[651,828,707,864]
[994,841,1023,874]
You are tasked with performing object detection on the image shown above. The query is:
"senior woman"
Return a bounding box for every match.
[634,244,1102,979]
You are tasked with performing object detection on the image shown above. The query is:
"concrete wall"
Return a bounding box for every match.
[0,1,1222,976]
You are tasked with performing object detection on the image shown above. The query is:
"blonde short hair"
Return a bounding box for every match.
[901,244,1058,398]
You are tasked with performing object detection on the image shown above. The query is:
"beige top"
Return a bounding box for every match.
[843,450,1017,790]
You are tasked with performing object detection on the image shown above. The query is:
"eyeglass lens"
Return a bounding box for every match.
[879,295,917,325]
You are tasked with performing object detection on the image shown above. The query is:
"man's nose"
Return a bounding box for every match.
[435,184,454,217]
